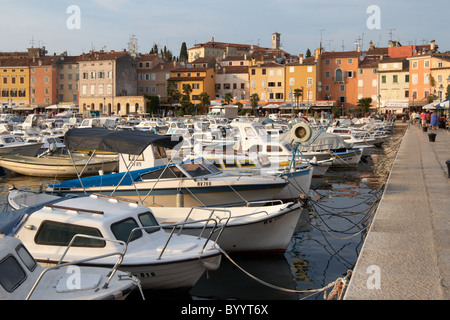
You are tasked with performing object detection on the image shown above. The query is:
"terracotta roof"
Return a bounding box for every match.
[0,58,32,67]
[250,61,284,68]
[286,56,317,66]
[167,76,205,81]
[171,67,212,72]
[321,50,362,58]
[137,54,160,62]
[222,55,250,61]
[216,66,249,74]
[79,51,128,61]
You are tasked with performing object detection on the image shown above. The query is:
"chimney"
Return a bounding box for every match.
[369,40,374,50]
[430,40,436,51]
[299,54,303,64]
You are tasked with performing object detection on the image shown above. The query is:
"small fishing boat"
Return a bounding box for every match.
[0,154,118,178]
[7,188,302,254]
[3,194,222,291]
[0,234,140,300]
[0,134,43,157]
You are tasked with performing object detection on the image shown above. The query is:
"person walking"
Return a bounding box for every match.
[430,111,438,130]
[420,110,427,128]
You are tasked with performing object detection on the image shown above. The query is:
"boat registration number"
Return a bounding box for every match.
[197,181,212,187]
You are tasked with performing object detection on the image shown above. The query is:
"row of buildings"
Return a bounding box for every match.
[1,33,449,117]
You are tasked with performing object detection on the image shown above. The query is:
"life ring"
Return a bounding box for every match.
[291,122,312,143]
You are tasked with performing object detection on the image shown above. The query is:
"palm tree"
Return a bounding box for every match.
[223,92,233,105]
[198,92,210,115]
[250,93,259,115]
[181,84,192,113]
[357,97,373,116]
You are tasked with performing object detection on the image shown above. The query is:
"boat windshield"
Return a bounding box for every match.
[138,211,160,234]
[179,159,220,178]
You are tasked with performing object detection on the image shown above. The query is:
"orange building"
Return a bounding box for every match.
[319,50,361,115]
[407,55,432,107]
[29,55,63,108]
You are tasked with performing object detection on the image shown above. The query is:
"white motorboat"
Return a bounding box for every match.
[0,134,43,157]
[0,234,140,300]
[43,128,288,207]
[4,194,222,291]
[8,189,302,254]
[154,201,303,253]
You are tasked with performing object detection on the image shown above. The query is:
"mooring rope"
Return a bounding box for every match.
[217,246,352,300]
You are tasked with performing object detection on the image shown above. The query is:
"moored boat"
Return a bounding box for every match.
[0,154,118,178]
[3,194,222,291]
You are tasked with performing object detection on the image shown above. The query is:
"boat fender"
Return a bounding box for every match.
[176,190,184,207]
[291,122,312,143]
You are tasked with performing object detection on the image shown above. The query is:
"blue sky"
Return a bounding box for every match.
[2,0,449,57]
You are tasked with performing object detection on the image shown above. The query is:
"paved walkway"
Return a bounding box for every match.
[344,123,450,300]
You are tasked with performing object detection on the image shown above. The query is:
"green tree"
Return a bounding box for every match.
[150,43,158,54]
[167,81,180,104]
[357,97,373,116]
[223,92,233,105]
[198,92,210,115]
[305,48,312,58]
[144,95,160,116]
[179,42,188,63]
[250,93,259,114]
[181,84,193,113]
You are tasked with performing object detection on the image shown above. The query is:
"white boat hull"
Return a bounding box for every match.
[48,177,287,207]
[155,202,302,253]
[0,155,118,178]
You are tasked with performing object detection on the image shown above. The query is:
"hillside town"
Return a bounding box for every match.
[0,33,449,119]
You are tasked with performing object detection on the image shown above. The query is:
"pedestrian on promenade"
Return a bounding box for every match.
[411,111,417,125]
[430,111,438,130]
[420,110,427,128]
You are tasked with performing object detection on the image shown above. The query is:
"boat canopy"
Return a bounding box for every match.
[64,128,183,155]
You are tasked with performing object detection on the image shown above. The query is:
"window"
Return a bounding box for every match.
[307,66,313,73]
[345,71,354,78]
[262,69,266,75]
[16,245,37,272]
[424,60,430,68]
[289,67,295,73]
[340,84,345,92]
[307,78,313,87]
[0,255,27,293]
[35,221,105,247]
[412,74,418,85]
[348,58,353,64]
[405,75,410,83]
[251,69,256,75]
[336,59,342,65]
[3,77,8,85]
[393,75,398,83]
[325,59,331,65]
[381,75,386,83]
[325,71,330,78]
[111,218,142,242]
[412,61,418,69]
[138,212,160,234]
[424,73,430,84]
[289,78,295,86]
[335,69,343,82]
[268,82,276,87]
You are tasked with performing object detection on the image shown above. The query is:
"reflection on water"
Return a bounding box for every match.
[0,126,406,300]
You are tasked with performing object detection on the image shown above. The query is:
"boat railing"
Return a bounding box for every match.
[126,218,220,260]
[180,207,232,245]
[27,234,133,300]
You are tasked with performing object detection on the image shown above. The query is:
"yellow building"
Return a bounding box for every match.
[429,54,450,101]
[188,37,258,63]
[285,55,319,112]
[249,62,285,103]
[168,67,216,107]
[0,58,30,110]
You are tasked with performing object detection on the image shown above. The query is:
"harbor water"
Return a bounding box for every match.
[0,124,407,300]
